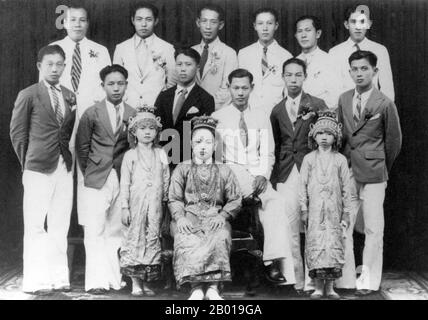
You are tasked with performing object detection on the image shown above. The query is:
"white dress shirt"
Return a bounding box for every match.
[49,36,111,117]
[212,103,275,179]
[105,100,124,133]
[297,46,340,109]
[43,80,66,116]
[352,87,374,115]
[172,82,196,115]
[328,37,394,101]
[285,92,302,124]
[238,40,292,112]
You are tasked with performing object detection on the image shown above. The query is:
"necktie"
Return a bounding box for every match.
[71,42,82,92]
[173,88,187,125]
[261,46,268,76]
[50,86,63,125]
[354,43,361,51]
[239,111,248,147]
[354,94,362,125]
[136,39,149,80]
[199,44,209,77]
[114,104,122,139]
[289,100,297,127]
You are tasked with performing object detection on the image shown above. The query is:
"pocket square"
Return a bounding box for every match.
[368,113,381,121]
[186,106,200,115]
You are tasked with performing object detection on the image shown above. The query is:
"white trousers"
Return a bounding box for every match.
[276,165,314,291]
[80,170,123,291]
[228,164,296,285]
[22,158,73,292]
[336,172,386,290]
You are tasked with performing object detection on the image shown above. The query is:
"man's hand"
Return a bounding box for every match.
[252,175,268,196]
[177,216,194,234]
[301,210,308,229]
[121,208,131,226]
[209,215,226,232]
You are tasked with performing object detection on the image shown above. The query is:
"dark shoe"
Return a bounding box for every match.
[25,289,53,296]
[87,288,108,295]
[303,289,315,296]
[53,285,72,292]
[355,289,376,296]
[295,289,308,297]
[265,262,286,283]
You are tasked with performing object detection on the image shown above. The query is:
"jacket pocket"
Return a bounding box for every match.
[364,150,385,160]
[89,154,102,165]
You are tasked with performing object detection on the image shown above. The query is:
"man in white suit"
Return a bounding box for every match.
[50,6,111,229]
[238,8,292,113]
[113,2,176,108]
[328,4,395,101]
[294,15,340,109]
[192,3,238,110]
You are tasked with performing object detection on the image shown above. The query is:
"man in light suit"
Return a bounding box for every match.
[238,8,292,113]
[337,50,401,295]
[50,5,112,230]
[294,15,340,109]
[76,65,136,294]
[155,47,215,167]
[10,45,76,295]
[329,4,395,101]
[114,2,176,108]
[270,58,328,295]
[192,3,238,110]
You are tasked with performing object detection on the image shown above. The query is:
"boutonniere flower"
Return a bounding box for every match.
[65,94,77,111]
[297,103,316,120]
[267,65,278,76]
[151,50,167,70]
[207,50,221,75]
[89,49,99,58]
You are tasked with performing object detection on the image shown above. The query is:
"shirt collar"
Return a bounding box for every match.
[65,36,88,47]
[105,99,124,109]
[176,82,196,95]
[346,36,369,49]
[256,39,278,50]
[286,91,303,106]
[199,36,221,49]
[299,46,320,60]
[231,103,253,114]
[354,87,374,103]
[43,80,61,92]
[134,33,156,48]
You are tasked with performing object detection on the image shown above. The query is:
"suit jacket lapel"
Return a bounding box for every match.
[37,82,58,124]
[164,86,176,127]
[278,97,294,136]
[60,86,71,119]
[354,88,383,133]
[293,92,309,137]
[98,100,115,140]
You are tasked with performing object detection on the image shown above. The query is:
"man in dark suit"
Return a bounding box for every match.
[155,47,215,167]
[337,50,401,295]
[270,57,327,295]
[76,64,136,294]
[10,45,76,295]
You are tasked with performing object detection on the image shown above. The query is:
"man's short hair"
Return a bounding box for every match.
[252,7,279,23]
[174,47,201,65]
[282,58,307,76]
[37,45,66,62]
[294,15,322,33]
[198,3,225,21]
[228,68,254,84]
[131,1,159,20]
[348,50,378,67]
[65,5,89,21]
[99,64,129,82]
[344,4,371,21]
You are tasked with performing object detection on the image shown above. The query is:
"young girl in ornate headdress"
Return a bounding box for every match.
[168,116,242,300]
[299,111,352,300]
[119,106,170,297]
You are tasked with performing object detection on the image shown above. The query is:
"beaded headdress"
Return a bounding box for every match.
[191,116,218,133]
[308,111,342,149]
[127,105,162,148]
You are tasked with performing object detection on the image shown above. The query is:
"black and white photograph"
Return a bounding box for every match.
[0,0,427,305]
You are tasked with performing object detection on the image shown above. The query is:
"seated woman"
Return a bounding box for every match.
[168,116,242,300]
